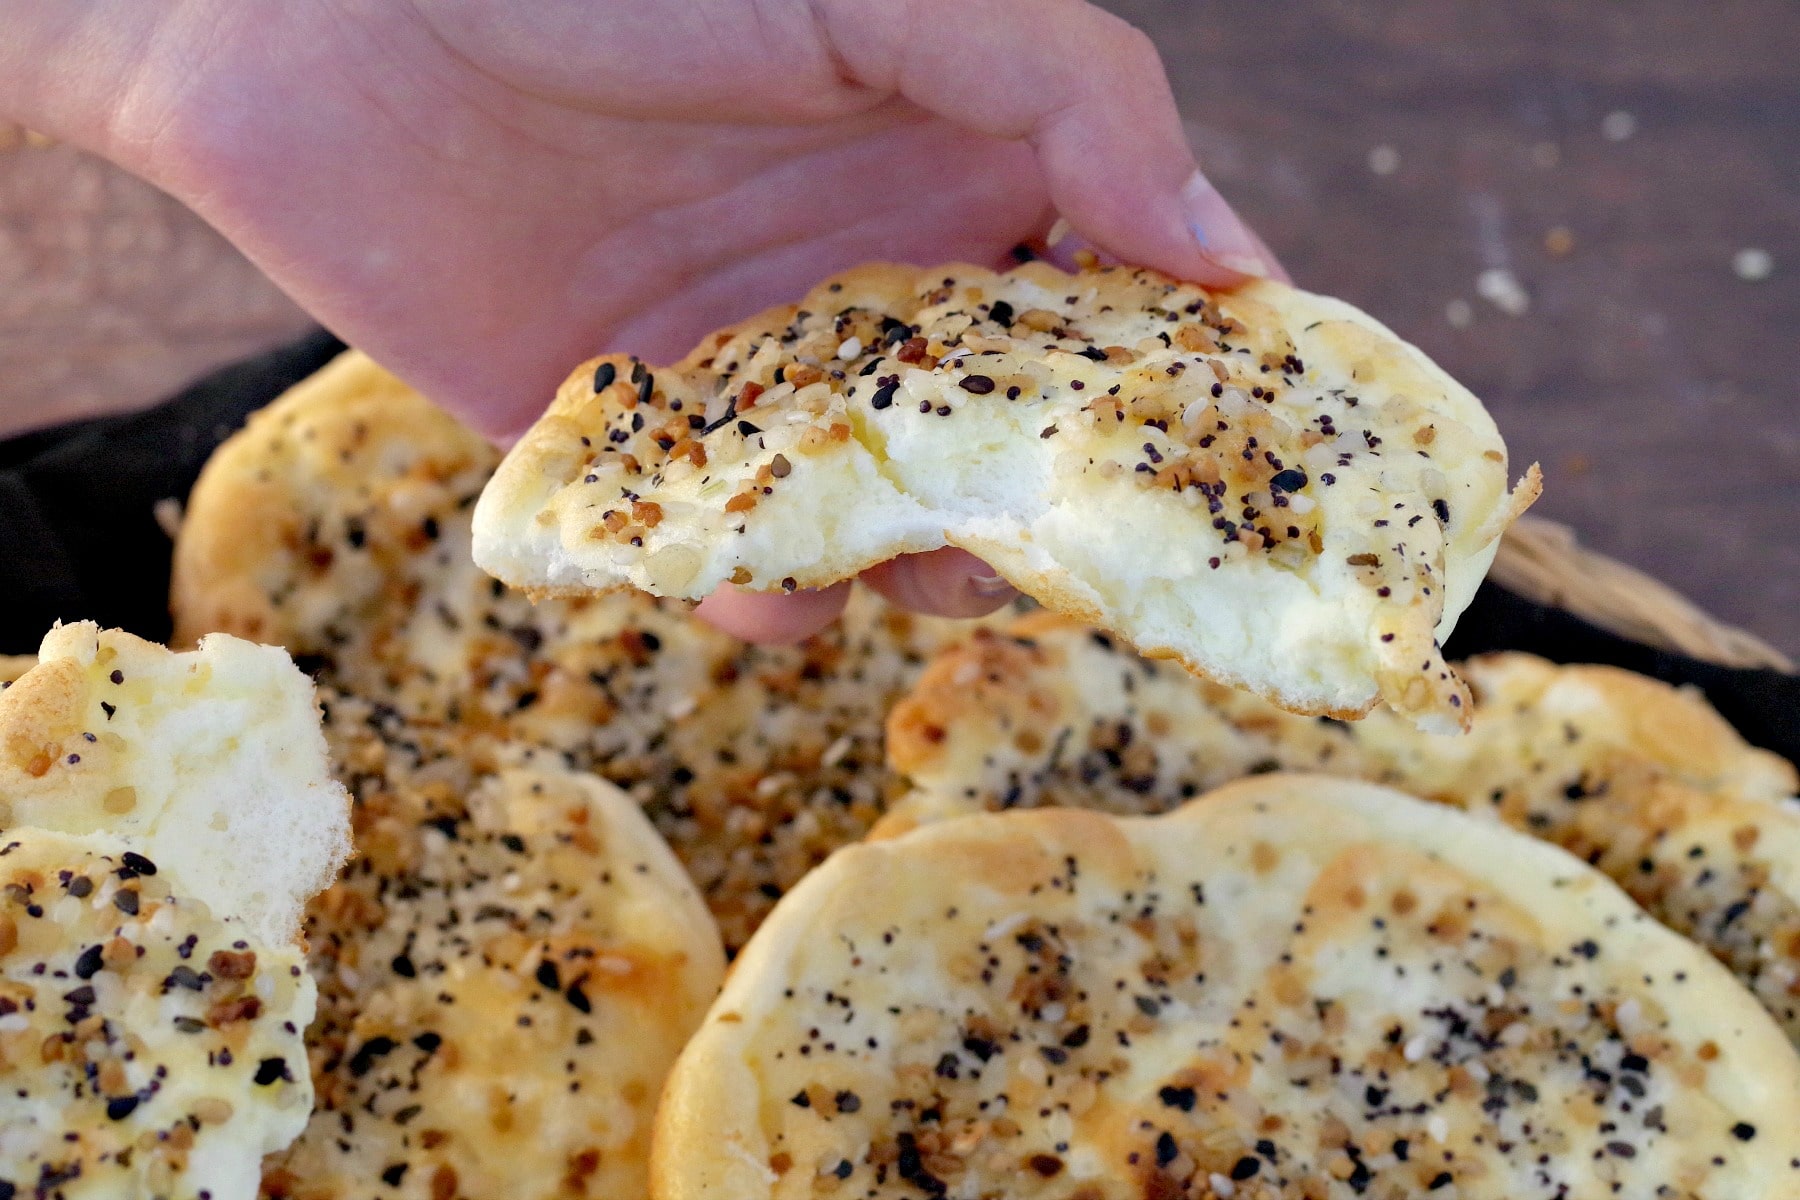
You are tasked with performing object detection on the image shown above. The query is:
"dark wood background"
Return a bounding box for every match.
[2,2,1794,652]
[1106,0,1798,654]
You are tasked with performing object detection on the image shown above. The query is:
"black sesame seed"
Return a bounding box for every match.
[1230,1156,1261,1181]
[73,944,105,979]
[254,1057,290,1086]
[959,374,996,395]
[1155,1131,1178,1167]
[106,1095,140,1121]
[1734,1122,1758,1141]
[536,960,561,991]
[593,362,616,392]
[566,983,592,1014]
[348,1036,398,1078]
[1269,468,1308,493]
[637,374,654,406]
[120,852,156,877]
[988,300,1014,327]
[870,380,899,410]
[1158,1085,1196,1111]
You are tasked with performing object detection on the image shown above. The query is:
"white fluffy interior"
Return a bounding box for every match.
[9,624,352,945]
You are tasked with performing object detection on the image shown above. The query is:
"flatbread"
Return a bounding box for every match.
[475,262,1539,731]
[173,352,989,950]
[262,692,725,1200]
[654,776,1800,1199]
[0,625,351,1200]
[882,615,1800,1043]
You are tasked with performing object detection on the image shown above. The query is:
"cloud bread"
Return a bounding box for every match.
[882,616,1800,1044]
[0,830,319,1200]
[654,776,1800,1200]
[474,262,1540,731]
[0,627,351,1199]
[263,691,725,1200]
[0,623,353,947]
[172,352,991,950]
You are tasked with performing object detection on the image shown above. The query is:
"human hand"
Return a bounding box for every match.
[4,0,1283,642]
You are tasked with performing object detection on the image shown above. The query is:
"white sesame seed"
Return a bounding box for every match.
[836,337,863,360]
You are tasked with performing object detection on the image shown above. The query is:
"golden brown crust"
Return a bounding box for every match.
[475,261,1536,731]
[656,777,1800,1199]
[172,350,499,650]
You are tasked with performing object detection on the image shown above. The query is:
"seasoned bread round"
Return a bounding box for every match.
[0,623,352,947]
[0,829,318,1200]
[654,776,1800,1199]
[0,625,351,1200]
[474,262,1539,731]
[172,352,988,950]
[263,693,726,1200]
[881,615,1800,1044]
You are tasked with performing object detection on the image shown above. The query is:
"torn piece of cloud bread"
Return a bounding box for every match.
[473,262,1538,732]
[0,623,352,1200]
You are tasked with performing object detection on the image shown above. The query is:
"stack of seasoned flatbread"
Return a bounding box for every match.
[7,262,1797,1199]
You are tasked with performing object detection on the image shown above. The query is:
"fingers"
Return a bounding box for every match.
[814,0,1278,285]
[693,580,852,644]
[692,548,1018,645]
[861,548,1019,618]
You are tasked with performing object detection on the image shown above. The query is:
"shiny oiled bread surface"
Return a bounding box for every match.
[476,262,1538,731]
[654,777,1800,1199]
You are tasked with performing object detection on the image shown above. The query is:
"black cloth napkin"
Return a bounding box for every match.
[3,331,1796,763]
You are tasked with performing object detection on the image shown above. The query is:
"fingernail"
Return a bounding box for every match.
[1181,171,1269,278]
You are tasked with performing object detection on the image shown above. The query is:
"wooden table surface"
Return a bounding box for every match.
[1,2,1793,653]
